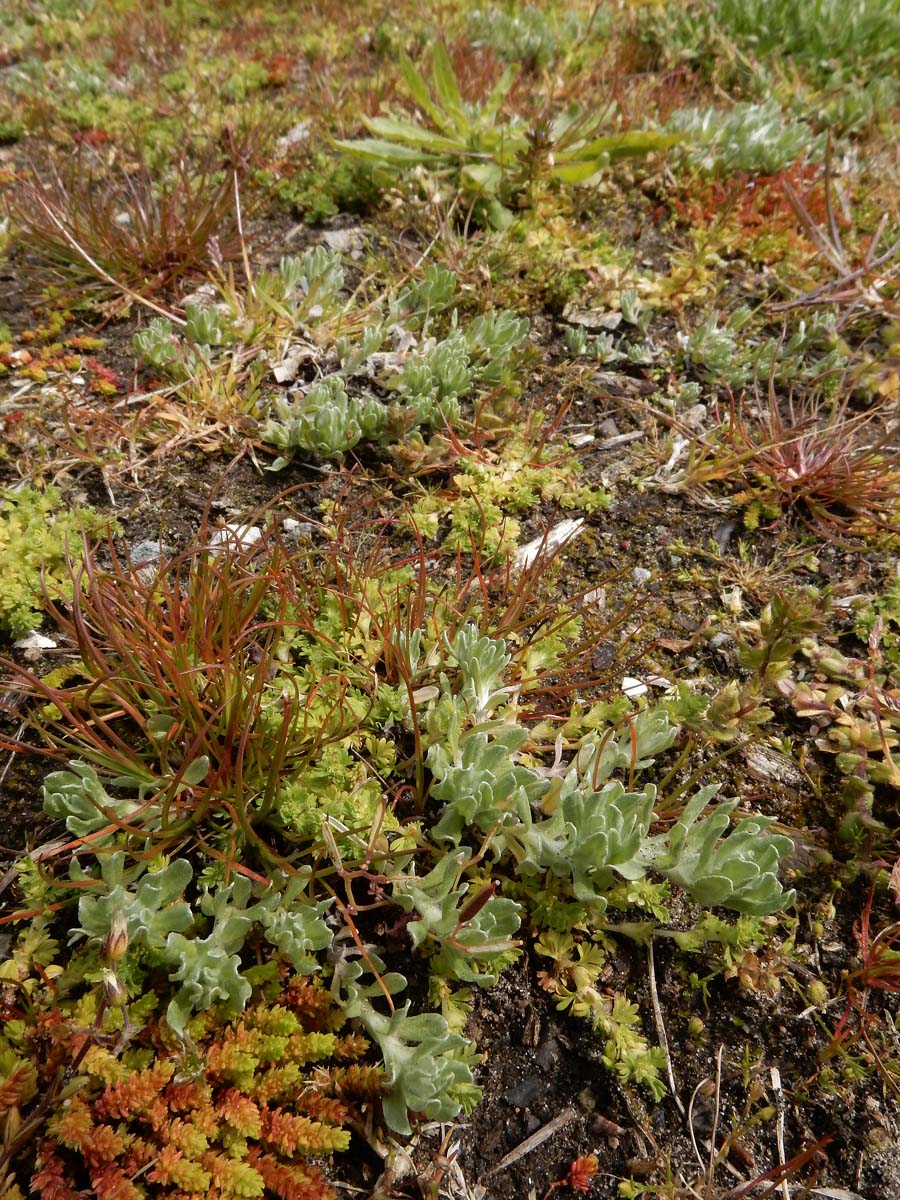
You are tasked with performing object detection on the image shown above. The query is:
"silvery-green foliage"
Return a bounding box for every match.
[464,310,529,385]
[164,877,258,1035]
[363,1005,477,1134]
[134,306,226,378]
[260,376,388,465]
[753,316,845,387]
[338,955,480,1134]
[354,393,389,441]
[392,311,528,414]
[336,323,385,375]
[641,0,900,96]
[393,851,468,944]
[679,309,844,389]
[163,874,333,1035]
[521,769,793,915]
[333,949,408,1013]
[251,875,333,973]
[392,849,521,984]
[625,343,654,366]
[396,627,426,680]
[73,852,193,951]
[563,325,622,363]
[563,710,677,794]
[431,893,520,984]
[649,785,796,915]
[679,312,738,377]
[667,100,817,176]
[43,762,145,841]
[133,317,179,370]
[279,247,344,308]
[563,325,589,356]
[422,632,793,916]
[394,263,458,330]
[515,783,658,905]
[619,290,651,334]
[263,316,516,467]
[277,255,308,296]
[72,854,332,1034]
[394,328,472,421]
[184,303,225,347]
[261,291,526,461]
[446,623,513,719]
[471,4,562,69]
[428,726,547,845]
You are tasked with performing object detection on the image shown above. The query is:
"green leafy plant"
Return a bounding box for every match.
[0,486,113,638]
[163,878,330,1037]
[42,762,148,842]
[638,0,900,129]
[391,261,459,330]
[337,953,481,1135]
[68,852,332,1036]
[653,785,796,913]
[337,43,677,227]
[132,305,226,377]
[535,932,668,1095]
[133,249,347,381]
[1,486,795,1129]
[678,309,843,390]
[257,152,379,225]
[665,0,900,86]
[421,625,794,918]
[261,376,389,463]
[562,324,621,364]
[392,849,521,984]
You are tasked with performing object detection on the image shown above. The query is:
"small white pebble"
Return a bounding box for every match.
[209,524,262,553]
[14,630,57,656]
[516,518,585,570]
[622,676,648,698]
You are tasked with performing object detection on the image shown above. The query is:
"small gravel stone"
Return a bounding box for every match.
[503,1076,543,1108]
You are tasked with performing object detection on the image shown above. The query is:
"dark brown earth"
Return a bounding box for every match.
[1,275,896,1193]
[2,9,900,1192]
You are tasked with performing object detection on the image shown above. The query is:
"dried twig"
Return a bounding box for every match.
[648,940,685,1117]
[769,1067,790,1200]
[482,1107,578,1179]
[771,148,899,325]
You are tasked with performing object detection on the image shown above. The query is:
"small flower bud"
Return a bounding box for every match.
[100,913,129,967]
[4,1104,22,1140]
[101,969,128,1008]
[687,1016,705,1039]
[807,979,829,1008]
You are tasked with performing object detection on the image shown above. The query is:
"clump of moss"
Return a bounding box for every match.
[0,486,113,638]
[257,154,379,224]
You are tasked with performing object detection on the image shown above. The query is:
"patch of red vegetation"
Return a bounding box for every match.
[670,163,833,249]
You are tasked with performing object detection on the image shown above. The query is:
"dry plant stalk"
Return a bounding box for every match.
[6,141,244,301]
[774,151,899,327]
